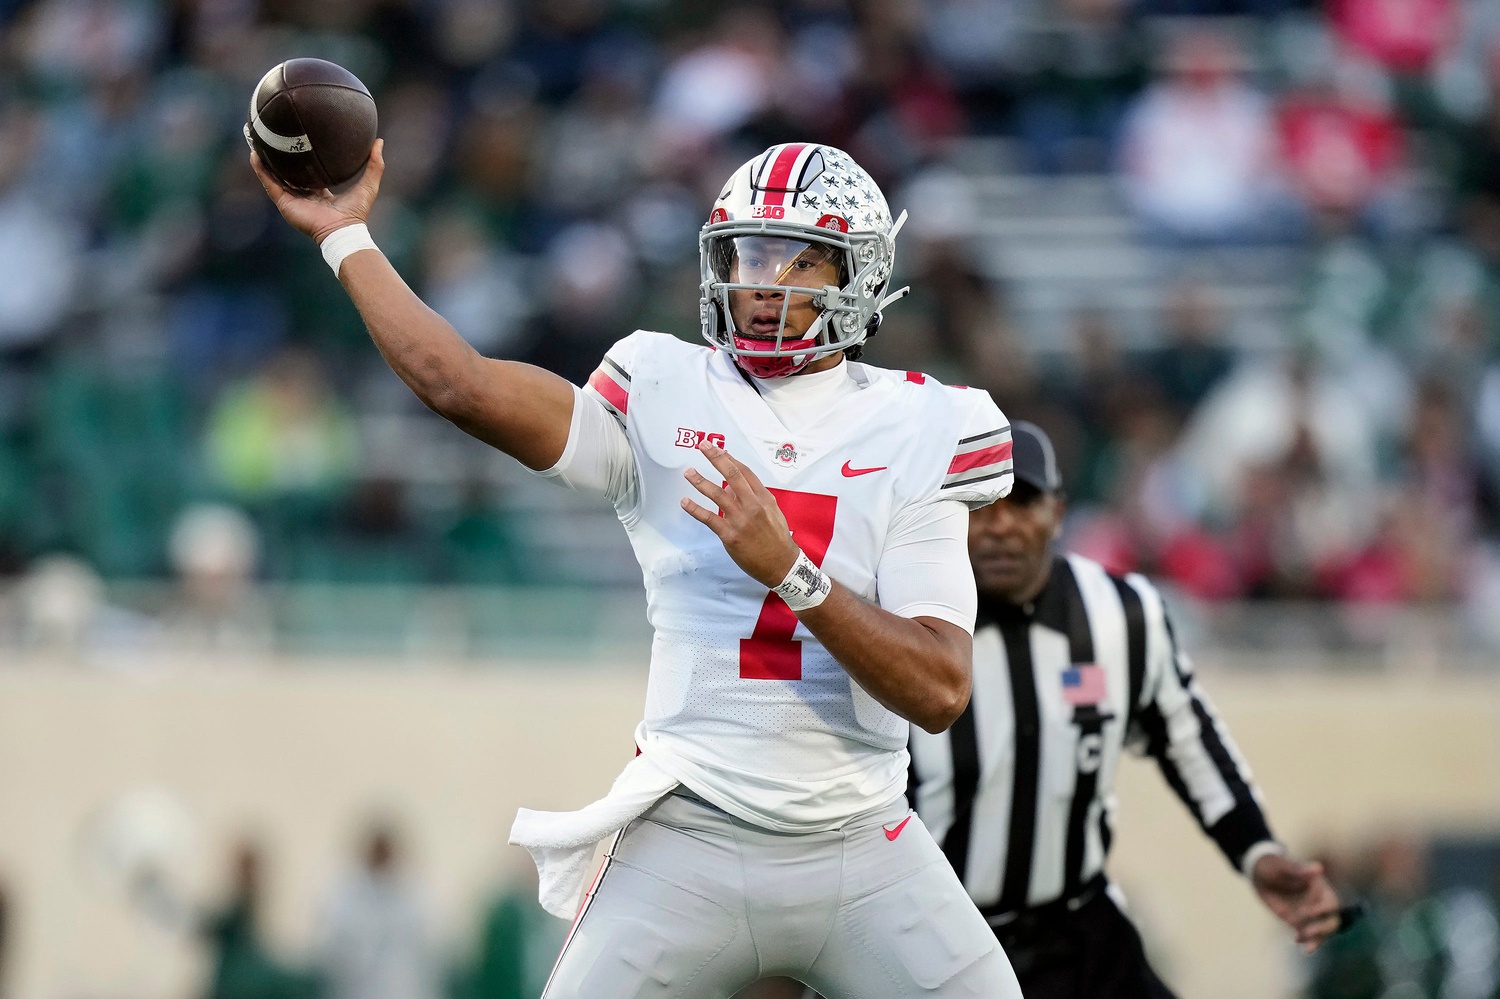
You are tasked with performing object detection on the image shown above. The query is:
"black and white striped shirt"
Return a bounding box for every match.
[909,553,1276,918]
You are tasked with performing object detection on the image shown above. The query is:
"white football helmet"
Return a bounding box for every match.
[699,143,909,379]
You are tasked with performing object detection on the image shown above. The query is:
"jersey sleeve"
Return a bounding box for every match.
[936,389,1014,510]
[532,385,640,510]
[581,331,649,426]
[875,499,978,632]
[531,332,651,514]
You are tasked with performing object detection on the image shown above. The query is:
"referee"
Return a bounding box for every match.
[908,422,1343,998]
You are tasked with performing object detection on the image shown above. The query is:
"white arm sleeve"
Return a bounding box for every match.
[875,499,977,632]
[532,385,640,511]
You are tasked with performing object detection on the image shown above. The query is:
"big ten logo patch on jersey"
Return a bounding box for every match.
[675,428,726,450]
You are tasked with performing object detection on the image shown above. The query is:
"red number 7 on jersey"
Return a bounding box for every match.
[740,489,838,680]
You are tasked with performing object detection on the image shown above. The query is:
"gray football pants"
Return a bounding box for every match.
[541,790,1022,999]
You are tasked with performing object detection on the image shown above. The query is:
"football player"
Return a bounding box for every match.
[253,140,1022,998]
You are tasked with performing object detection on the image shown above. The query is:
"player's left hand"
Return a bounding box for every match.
[1252,853,1342,954]
[681,442,801,589]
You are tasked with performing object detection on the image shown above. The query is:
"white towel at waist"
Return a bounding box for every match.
[508,749,679,919]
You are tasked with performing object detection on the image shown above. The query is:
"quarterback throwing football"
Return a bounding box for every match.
[254,139,1023,998]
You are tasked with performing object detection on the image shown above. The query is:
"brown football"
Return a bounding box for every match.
[245,58,378,193]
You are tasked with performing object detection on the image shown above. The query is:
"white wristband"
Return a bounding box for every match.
[320,223,379,277]
[773,550,831,612]
[1241,840,1286,879]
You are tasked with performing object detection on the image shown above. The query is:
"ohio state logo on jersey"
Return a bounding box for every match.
[676,428,726,449]
[774,442,798,466]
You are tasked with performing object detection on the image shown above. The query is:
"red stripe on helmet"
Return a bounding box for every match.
[761,144,809,207]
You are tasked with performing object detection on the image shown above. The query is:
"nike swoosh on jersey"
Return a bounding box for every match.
[883,815,912,841]
[841,461,888,477]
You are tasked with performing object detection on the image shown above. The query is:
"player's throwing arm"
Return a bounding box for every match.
[249,141,576,472]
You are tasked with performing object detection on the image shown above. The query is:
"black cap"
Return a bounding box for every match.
[1010,421,1062,494]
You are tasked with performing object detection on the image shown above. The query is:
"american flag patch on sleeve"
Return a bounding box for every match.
[584,356,631,421]
[941,426,1013,490]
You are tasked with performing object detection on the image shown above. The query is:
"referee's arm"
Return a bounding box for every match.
[1125,580,1274,874]
[1124,577,1343,951]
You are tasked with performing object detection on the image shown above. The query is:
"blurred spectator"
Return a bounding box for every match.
[421,211,532,357]
[1011,0,1147,174]
[17,554,99,651]
[17,552,160,654]
[845,10,966,178]
[1143,280,1237,422]
[651,7,780,152]
[1042,307,1140,504]
[1307,835,1449,999]
[452,95,541,248]
[533,52,647,219]
[1275,62,1407,234]
[914,240,1032,401]
[205,349,360,505]
[1327,0,1458,77]
[1310,374,1473,603]
[318,821,441,999]
[1177,352,1379,561]
[458,856,562,999]
[201,841,319,999]
[17,553,156,655]
[509,0,618,106]
[13,0,161,89]
[924,0,1026,134]
[1119,29,1291,243]
[1226,428,1351,600]
[0,102,82,353]
[438,480,525,586]
[520,223,639,385]
[163,503,272,653]
[1383,379,1476,601]
[375,80,457,205]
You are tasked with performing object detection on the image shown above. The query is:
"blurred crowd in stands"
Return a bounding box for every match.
[3,0,1500,627]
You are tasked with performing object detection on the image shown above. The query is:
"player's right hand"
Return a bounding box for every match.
[250,138,384,246]
[682,441,801,590]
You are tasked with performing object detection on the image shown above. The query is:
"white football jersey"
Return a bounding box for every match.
[581,331,1014,831]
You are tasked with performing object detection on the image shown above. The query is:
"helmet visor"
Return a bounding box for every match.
[715,235,843,288]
